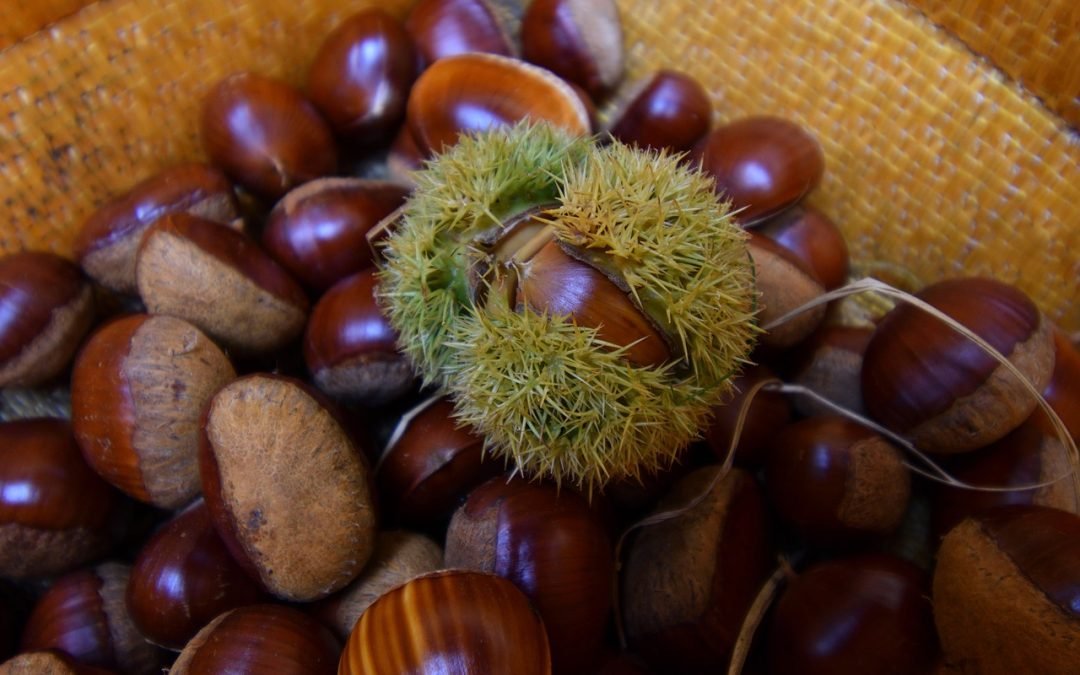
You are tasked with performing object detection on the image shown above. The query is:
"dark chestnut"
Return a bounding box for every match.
[74,164,239,295]
[758,204,849,290]
[308,9,418,146]
[607,70,711,153]
[0,651,116,674]
[862,277,1056,453]
[445,476,613,675]
[933,505,1080,674]
[171,604,340,675]
[702,363,792,467]
[262,178,409,292]
[404,0,513,67]
[747,231,827,350]
[21,563,164,674]
[303,268,415,405]
[376,396,500,526]
[0,418,123,579]
[520,0,625,100]
[126,500,265,650]
[0,251,94,388]
[786,323,874,418]
[387,125,427,183]
[201,72,337,200]
[1042,326,1080,440]
[764,416,911,544]
[692,116,825,224]
[766,554,937,675]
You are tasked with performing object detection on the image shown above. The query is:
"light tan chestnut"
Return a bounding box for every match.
[199,373,377,602]
[71,314,235,509]
[136,213,309,355]
[747,230,826,349]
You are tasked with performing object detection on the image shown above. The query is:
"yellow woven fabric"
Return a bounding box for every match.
[910,0,1080,129]
[0,0,1077,332]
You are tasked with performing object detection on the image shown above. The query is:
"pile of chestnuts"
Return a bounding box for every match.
[1,0,1078,674]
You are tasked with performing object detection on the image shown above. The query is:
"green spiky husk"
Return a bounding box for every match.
[377,123,757,489]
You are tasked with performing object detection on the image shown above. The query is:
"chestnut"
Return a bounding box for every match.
[303,268,415,405]
[405,52,591,155]
[692,116,825,224]
[307,9,418,146]
[339,570,551,674]
[376,396,501,527]
[758,205,849,290]
[126,500,265,650]
[135,213,309,355]
[200,373,377,602]
[766,554,937,675]
[747,231,827,350]
[201,72,337,200]
[607,70,712,153]
[702,363,792,467]
[621,466,772,674]
[764,416,911,544]
[1042,326,1080,440]
[311,530,443,641]
[0,651,116,674]
[520,0,625,100]
[931,415,1079,538]
[785,323,874,418]
[171,604,340,675]
[404,0,513,67]
[0,251,94,388]
[0,418,124,579]
[933,505,1080,674]
[387,125,427,184]
[862,277,1056,453]
[21,562,164,674]
[262,178,409,292]
[445,476,613,675]
[74,164,239,295]
[70,314,236,509]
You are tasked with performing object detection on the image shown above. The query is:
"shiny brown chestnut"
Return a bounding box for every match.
[702,363,792,467]
[0,418,124,579]
[70,314,235,509]
[339,570,551,675]
[200,373,377,602]
[126,500,265,650]
[1042,326,1080,440]
[445,476,612,675]
[764,416,911,544]
[406,52,591,155]
[933,505,1080,675]
[692,116,825,224]
[303,268,415,405]
[171,604,340,675]
[862,277,1056,453]
[312,530,443,641]
[521,0,624,100]
[766,554,937,675]
[621,466,772,674]
[262,178,409,292]
[74,164,240,295]
[0,651,117,674]
[21,562,164,675]
[136,213,309,355]
[931,415,1079,539]
[376,396,501,526]
[201,72,337,200]
[404,0,513,67]
[758,205,849,290]
[747,231,827,350]
[607,70,711,153]
[308,9,418,146]
[786,323,874,418]
[0,251,94,388]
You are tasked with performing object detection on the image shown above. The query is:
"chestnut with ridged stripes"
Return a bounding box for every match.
[0,418,123,579]
[0,251,94,388]
[339,570,552,675]
[126,500,265,650]
[861,277,1056,453]
[171,604,340,674]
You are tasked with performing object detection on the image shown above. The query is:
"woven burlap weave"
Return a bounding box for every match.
[0,0,1077,331]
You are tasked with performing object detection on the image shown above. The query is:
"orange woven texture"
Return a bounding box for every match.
[0,0,1077,332]
[909,0,1080,129]
[0,0,97,49]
